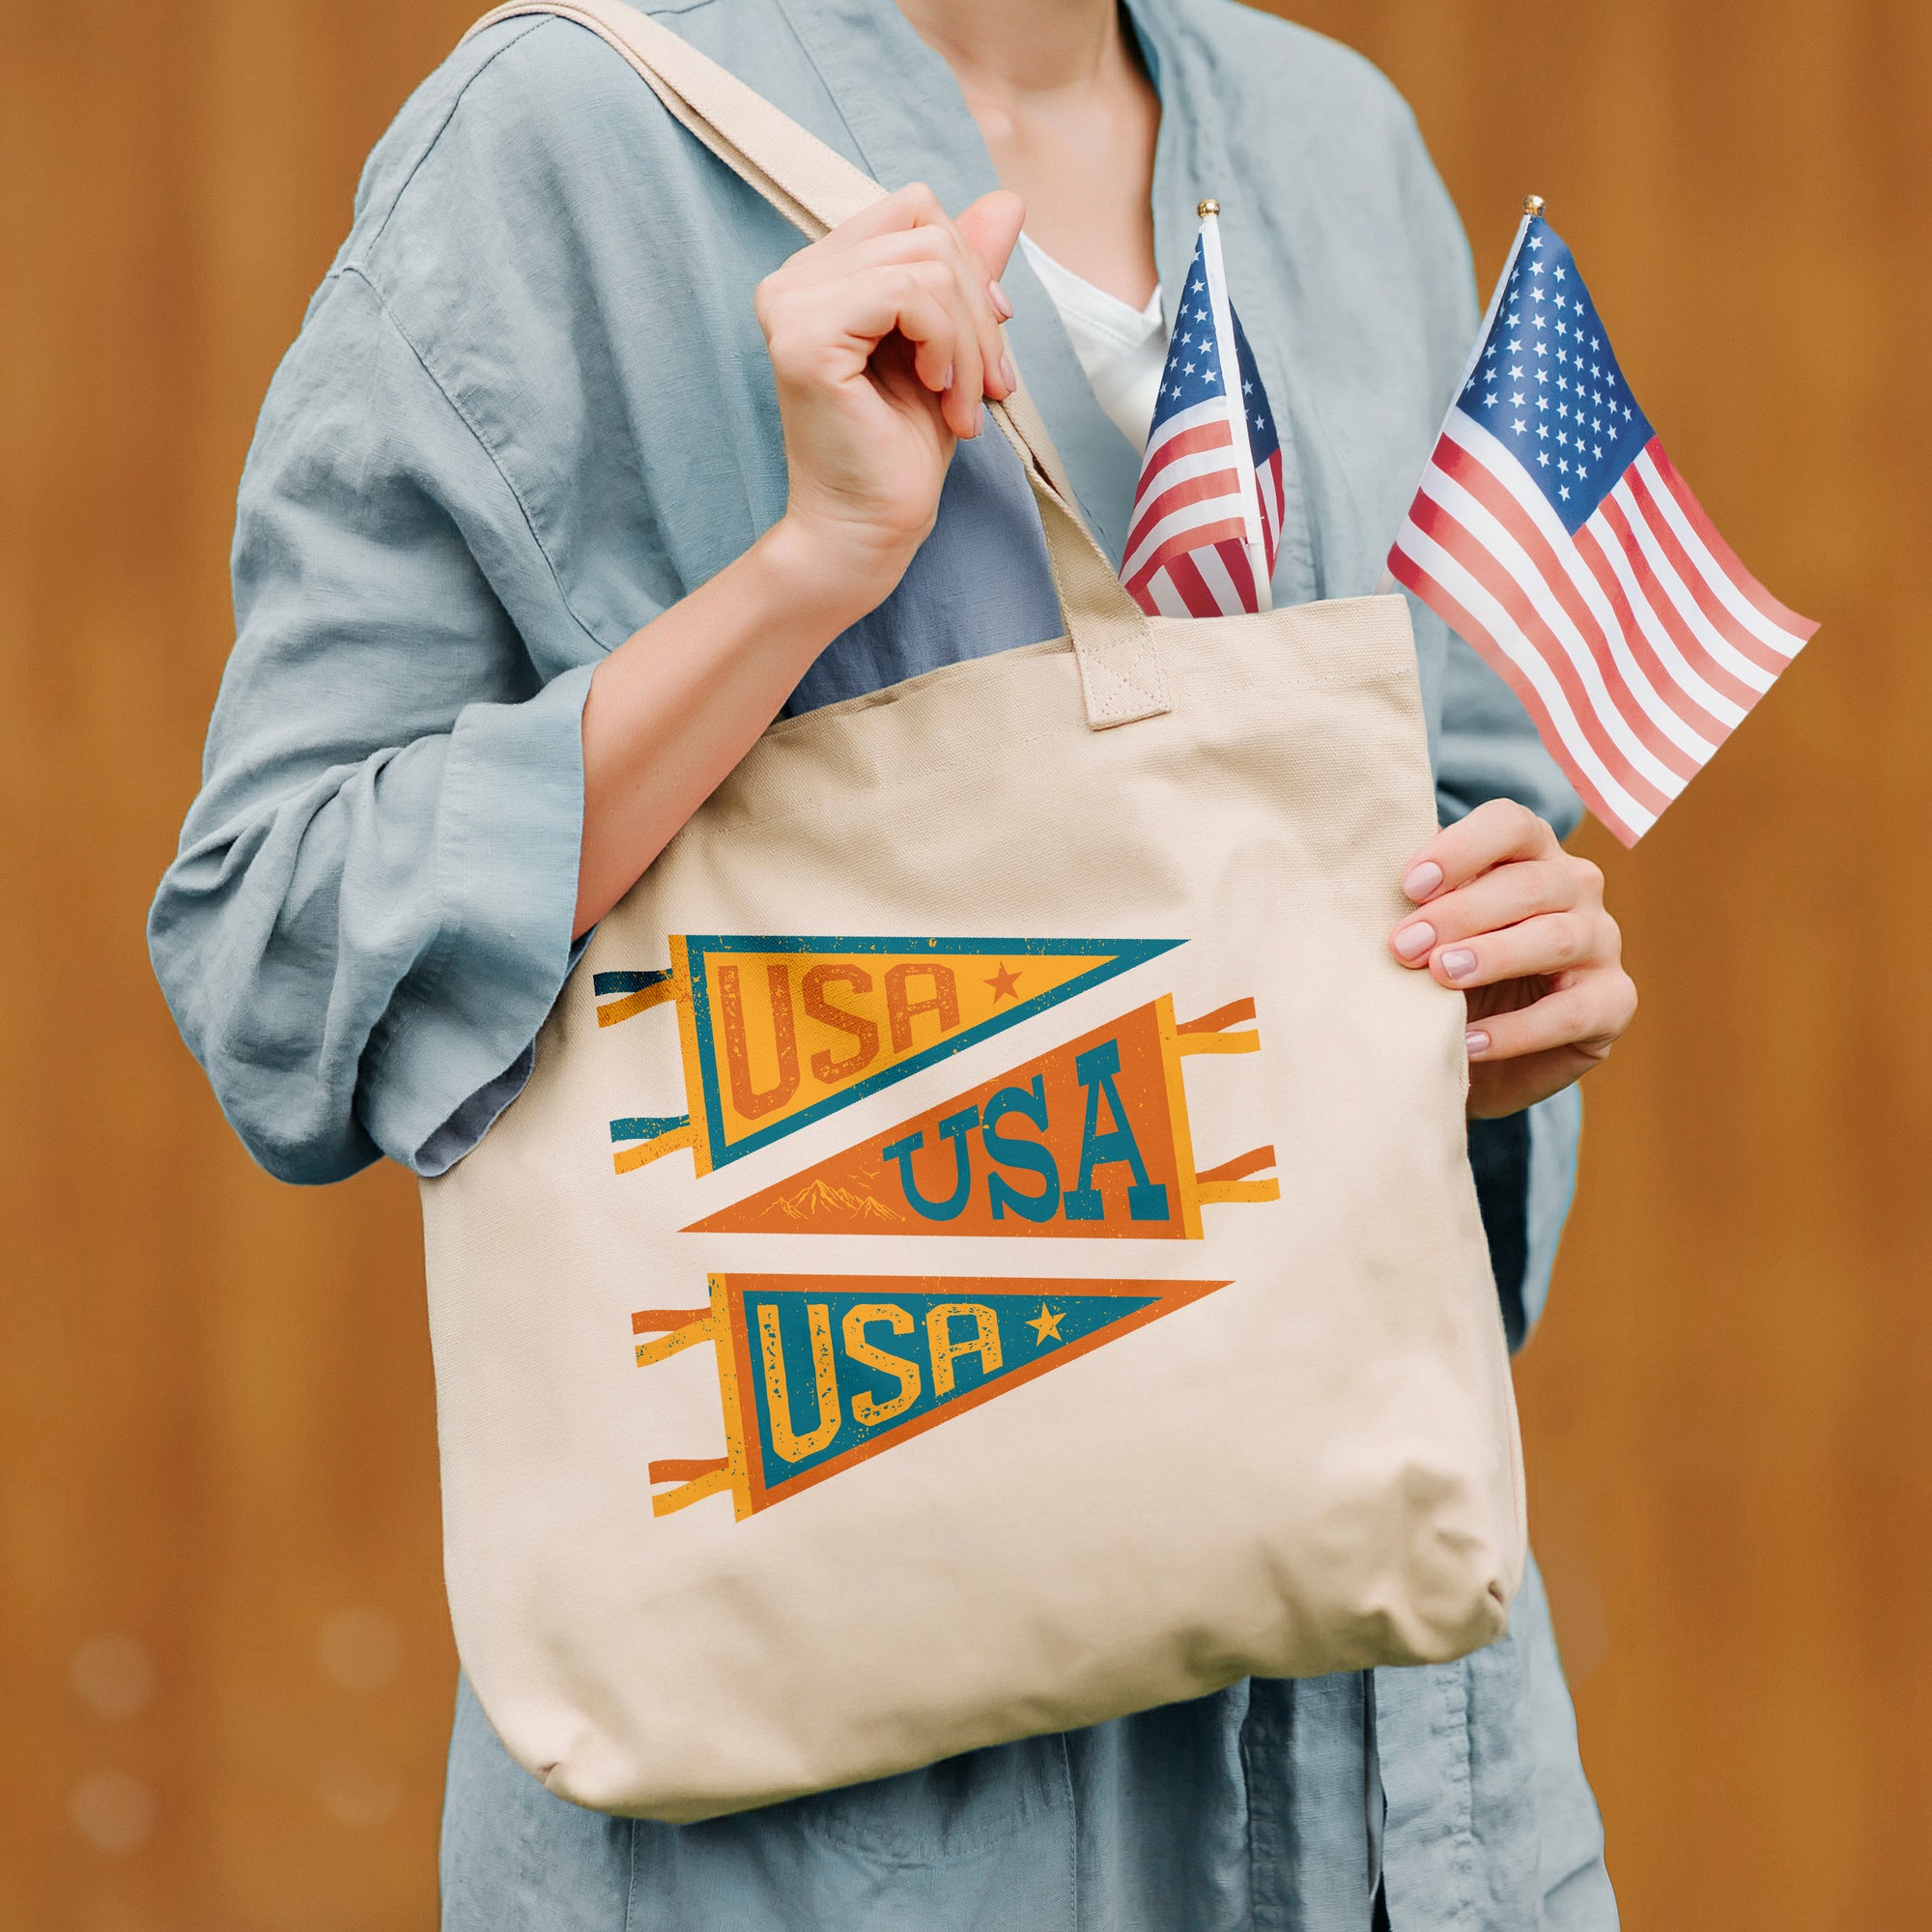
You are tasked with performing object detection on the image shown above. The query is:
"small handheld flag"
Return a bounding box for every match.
[1122,200,1287,618]
[1388,198,1819,847]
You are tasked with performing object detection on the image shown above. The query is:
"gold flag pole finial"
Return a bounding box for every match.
[1198,197,1220,218]
[1523,193,1547,219]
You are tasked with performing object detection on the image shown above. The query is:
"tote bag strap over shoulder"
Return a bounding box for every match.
[464,0,1171,727]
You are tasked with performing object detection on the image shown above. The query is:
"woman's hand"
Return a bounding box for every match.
[756,182,1028,621]
[1390,800,1637,1119]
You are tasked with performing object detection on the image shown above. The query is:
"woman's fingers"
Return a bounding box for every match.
[762,261,983,436]
[954,186,1027,377]
[1390,855,1596,965]
[862,261,984,434]
[1420,910,1609,991]
[770,184,1019,416]
[1401,798,1559,903]
[1386,800,1637,1108]
[833,239,1001,423]
[1463,970,1637,1065]
[762,250,986,436]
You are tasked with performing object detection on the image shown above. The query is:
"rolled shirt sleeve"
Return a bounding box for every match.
[149,267,601,1183]
[150,15,822,1185]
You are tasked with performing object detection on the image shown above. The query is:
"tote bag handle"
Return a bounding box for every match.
[463,0,1171,728]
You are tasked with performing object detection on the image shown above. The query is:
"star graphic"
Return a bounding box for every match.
[985,963,1022,1003]
[1027,1304,1065,1346]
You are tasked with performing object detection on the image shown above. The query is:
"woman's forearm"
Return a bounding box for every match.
[573,517,874,935]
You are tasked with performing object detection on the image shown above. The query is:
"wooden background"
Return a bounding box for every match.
[3,0,1925,1924]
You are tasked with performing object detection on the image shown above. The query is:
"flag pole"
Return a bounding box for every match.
[1373,193,1548,597]
[1197,197,1274,611]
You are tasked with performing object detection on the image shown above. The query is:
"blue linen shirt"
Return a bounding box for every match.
[150,0,1612,1922]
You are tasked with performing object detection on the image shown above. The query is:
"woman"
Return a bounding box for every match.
[151,0,1635,1922]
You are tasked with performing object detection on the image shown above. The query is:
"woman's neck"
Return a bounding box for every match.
[894,0,1160,308]
[893,0,1124,97]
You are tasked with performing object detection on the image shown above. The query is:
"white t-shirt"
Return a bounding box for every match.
[1017,232,1164,451]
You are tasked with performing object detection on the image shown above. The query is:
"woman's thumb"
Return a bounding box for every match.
[956,188,1027,281]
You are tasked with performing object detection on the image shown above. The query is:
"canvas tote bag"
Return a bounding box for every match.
[422,0,1525,1823]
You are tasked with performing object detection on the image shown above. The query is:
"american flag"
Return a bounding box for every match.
[1122,209,1286,617]
[1389,210,1818,847]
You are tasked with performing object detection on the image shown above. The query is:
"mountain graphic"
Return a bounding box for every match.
[774,1177,902,1225]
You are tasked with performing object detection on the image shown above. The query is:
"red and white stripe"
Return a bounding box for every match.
[1122,407,1286,619]
[1389,412,1816,845]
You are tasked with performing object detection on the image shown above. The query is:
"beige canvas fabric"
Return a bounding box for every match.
[420,0,1525,1823]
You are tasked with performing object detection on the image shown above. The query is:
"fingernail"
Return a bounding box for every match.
[973,402,984,437]
[1403,862,1443,901]
[1440,948,1478,980]
[1393,922,1435,961]
[1465,1028,1492,1058]
[940,362,953,392]
[999,352,1017,392]
[988,277,1014,320]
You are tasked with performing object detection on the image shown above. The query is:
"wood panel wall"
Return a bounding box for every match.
[2,1,1923,1924]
